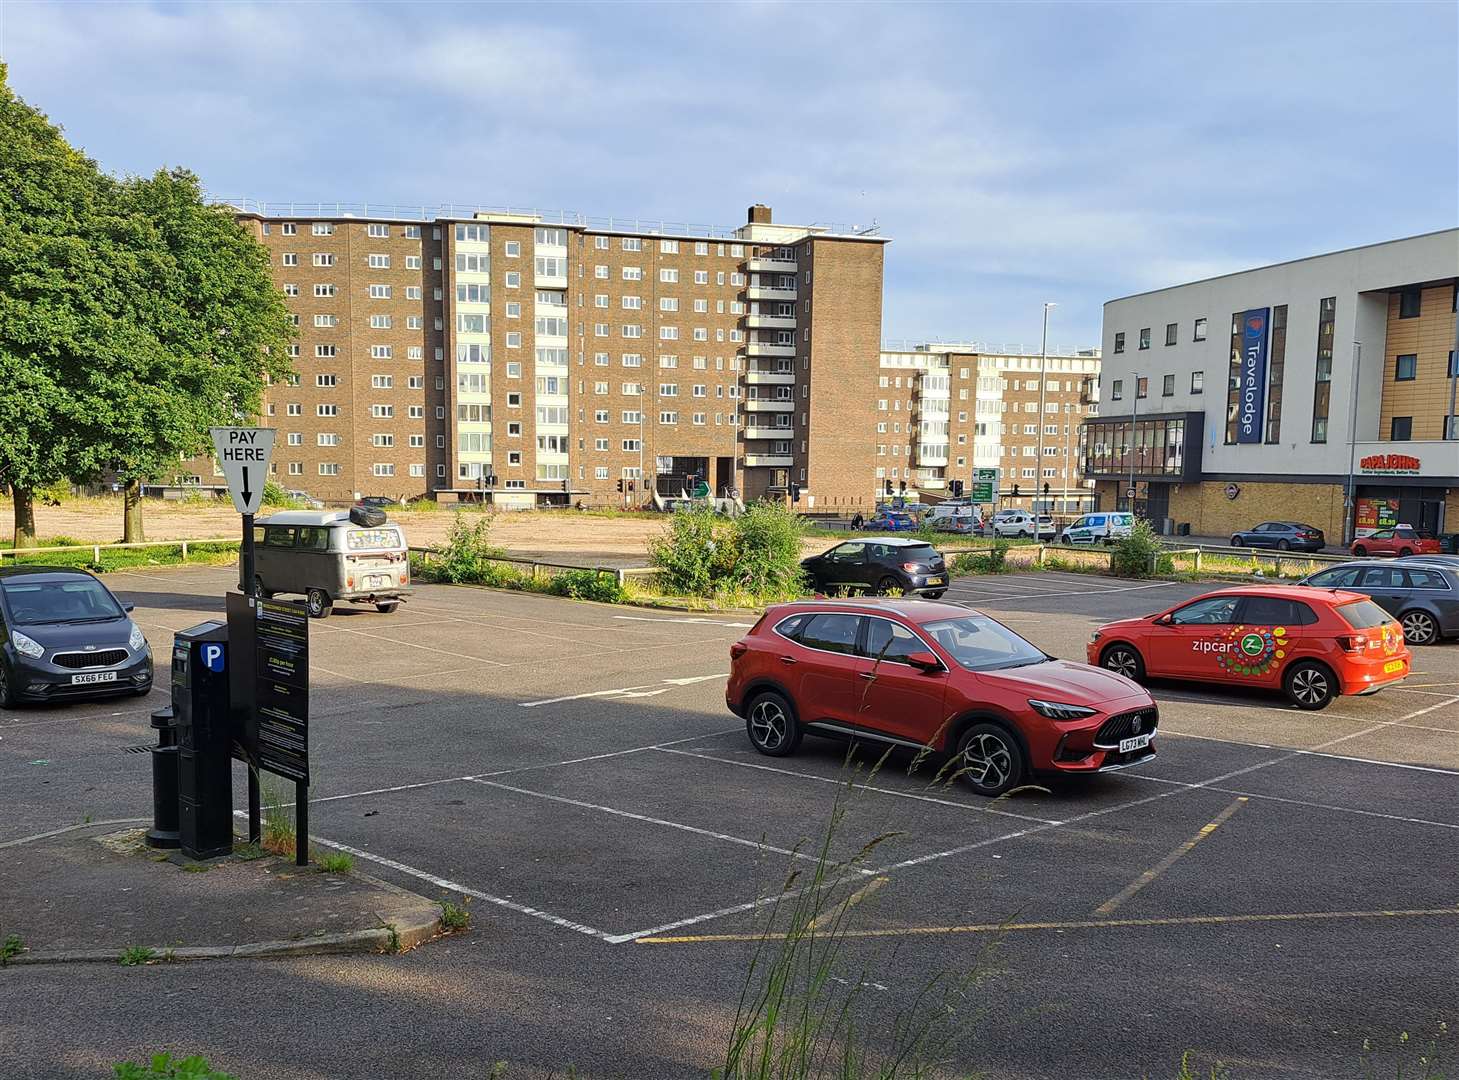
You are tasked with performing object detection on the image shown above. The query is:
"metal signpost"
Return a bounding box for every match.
[210,427,277,597]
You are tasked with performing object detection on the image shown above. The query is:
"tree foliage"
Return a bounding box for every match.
[0,65,293,545]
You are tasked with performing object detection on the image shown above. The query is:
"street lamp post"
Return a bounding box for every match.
[1035,302,1056,513]
[1343,341,1363,545]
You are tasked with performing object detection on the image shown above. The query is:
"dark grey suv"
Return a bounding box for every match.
[1299,560,1459,645]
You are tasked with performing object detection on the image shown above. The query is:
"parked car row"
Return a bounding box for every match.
[727,579,1419,798]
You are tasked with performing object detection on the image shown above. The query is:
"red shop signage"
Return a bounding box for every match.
[1359,453,1421,473]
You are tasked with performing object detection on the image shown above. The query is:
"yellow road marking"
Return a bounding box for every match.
[1093,797,1248,917]
[806,876,890,932]
[633,906,1459,945]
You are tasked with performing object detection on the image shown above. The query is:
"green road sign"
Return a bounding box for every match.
[970,482,994,502]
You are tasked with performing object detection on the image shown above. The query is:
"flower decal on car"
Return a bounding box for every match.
[1213,624,1289,677]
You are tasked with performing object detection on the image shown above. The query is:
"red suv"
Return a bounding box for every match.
[1088,586,1410,710]
[1351,527,1441,558]
[726,599,1158,796]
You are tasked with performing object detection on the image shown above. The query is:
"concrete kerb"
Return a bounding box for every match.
[0,824,446,967]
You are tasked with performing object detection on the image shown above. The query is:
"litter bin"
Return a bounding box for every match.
[145,706,181,849]
[1178,522,1191,537]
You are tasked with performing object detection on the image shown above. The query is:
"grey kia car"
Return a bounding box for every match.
[0,567,154,706]
[1299,560,1459,645]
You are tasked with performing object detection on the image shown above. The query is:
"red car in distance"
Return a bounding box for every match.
[726,599,1157,797]
[1088,586,1410,710]
[1351,526,1441,558]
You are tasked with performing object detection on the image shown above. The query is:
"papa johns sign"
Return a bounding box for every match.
[1360,453,1421,475]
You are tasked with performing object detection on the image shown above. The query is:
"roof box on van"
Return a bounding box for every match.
[349,505,387,527]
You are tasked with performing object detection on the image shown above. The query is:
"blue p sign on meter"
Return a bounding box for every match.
[201,643,226,673]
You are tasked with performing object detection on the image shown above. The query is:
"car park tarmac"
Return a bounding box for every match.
[2,565,1455,1079]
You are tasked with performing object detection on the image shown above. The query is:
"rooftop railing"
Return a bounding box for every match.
[216,198,880,240]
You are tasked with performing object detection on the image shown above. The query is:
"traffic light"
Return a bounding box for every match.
[1012,484,1021,497]
[884,479,893,495]
[950,479,964,498]
[789,482,801,503]
[485,473,498,488]
[562,479,570,493]
[1043,482,1051,496]
[617,478,624,493]
[899,480,907,494]
[628,480,636,493]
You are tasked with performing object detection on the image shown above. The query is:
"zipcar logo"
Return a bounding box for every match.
[1192,641,1237,654]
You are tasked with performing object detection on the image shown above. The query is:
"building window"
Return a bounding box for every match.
[1164,323,1177,347]
[1310,297,1337,443]
[1113,332,1125,354]
[1110,379,1122,401]
[1193,317,1207,342]
[1136,377,1148,399]
[1190,371,1203,394]
[1390,416,1412,441]
[1138,328,1150,350]
[1398,288,1421,319]
[505,272,520,288]
[1264,304,1288,444]
[1162,374,1175,396]
[1394,353,1417,381]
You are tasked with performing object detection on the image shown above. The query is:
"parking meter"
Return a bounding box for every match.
[172,621,233,859]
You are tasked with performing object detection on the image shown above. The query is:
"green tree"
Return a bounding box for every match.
[0,63,120,547]
[90,168,293,541]
[0,67,293,546]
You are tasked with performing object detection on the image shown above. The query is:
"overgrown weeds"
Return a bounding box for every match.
[949,542,1009,577]
[113,1053,237,1079]
[316,851,353,873]
[260,775,296,859]
[440,899,471,931]
[0,933,22,966]
[119,945,156,966]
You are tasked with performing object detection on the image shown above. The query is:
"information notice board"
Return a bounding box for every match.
[225,592,310,784]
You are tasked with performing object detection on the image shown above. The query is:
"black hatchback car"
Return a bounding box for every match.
[0,567,153,706]
[801,538,948,598]
[1229,521,1326,551]
[1299,559,1459,646]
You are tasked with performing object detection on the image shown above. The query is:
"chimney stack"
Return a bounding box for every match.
[747,204,772,224]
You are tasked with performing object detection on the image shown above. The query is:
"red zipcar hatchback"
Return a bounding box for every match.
[726,599,1158,797]
[1088,585,1410,711]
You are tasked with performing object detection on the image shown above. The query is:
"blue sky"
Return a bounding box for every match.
[3,1,1455,348]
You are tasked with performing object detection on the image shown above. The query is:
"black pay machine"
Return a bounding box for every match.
[170,621,233,859]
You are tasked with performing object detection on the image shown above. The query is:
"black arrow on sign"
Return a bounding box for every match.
[240,466,253,506]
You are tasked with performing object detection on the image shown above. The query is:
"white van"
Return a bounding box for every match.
[254,508,411,618]
[1059,512,1135,546]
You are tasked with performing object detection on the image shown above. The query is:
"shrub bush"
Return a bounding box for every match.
[261,480,305,510]
[1112,518,1173,578]
[649,500,807,599]
[950,541,1009,576]
[648,505,736,597]
[727,499,805,594]
[431,515,506,584]
[545,568,627,604]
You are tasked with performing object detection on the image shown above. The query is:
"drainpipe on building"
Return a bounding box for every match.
[1128,371,1140,515]
[1343,341,1362,546]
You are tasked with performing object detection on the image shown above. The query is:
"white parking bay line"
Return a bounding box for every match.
[653,747,1061,825]
[469,778,876,875]
[614,615,756,629]
[520,673,728,708]
[305,833,617,942]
